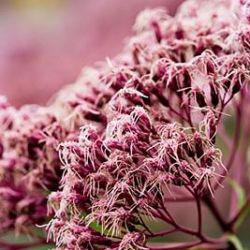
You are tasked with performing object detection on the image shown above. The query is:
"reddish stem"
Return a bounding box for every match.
[0,238,47,250]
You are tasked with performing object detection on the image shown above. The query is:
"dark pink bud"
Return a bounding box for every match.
[232,72,245,95]
[182,68,192,91]
[151,21,162,43]
[195,89,207,108]
[206,60,216,75]
[210,82,219,108]
[193,132,204,158]
[0,142,3,158]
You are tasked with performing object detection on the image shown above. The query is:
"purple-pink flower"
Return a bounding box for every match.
[0,0,250,249]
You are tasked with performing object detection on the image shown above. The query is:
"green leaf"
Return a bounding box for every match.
[228,179,246,208]
[236,204,250,229]
[227,234,244,250]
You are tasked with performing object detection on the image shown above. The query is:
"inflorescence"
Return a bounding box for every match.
[1,0,250,249]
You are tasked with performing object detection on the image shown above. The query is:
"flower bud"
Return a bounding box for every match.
[210,83,219,108]
[0,142,3,159]
[232,72,245,95]
[193,132,204,158]
[195,89,207,108]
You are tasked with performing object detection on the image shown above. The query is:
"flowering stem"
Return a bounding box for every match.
[152,205,198,237]
[196,194,203,234]
[164,197,194,202]
[203,195,233,233]
[148,241,203,250]
[0,238,47,250]
[146,228,177,238]
[226,102,242,172]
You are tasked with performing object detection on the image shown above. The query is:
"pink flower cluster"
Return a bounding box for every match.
[0,97,63,234]
[0,0,250,249]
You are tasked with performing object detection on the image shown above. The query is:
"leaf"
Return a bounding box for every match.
[228,179,246,208]
[227,234,245,250]
[235,204,250,229]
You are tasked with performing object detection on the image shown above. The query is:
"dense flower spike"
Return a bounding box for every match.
[0,0,250,249]
[46,1,250,249]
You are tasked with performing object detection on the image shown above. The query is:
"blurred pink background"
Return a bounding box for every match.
[0,0,183,107]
